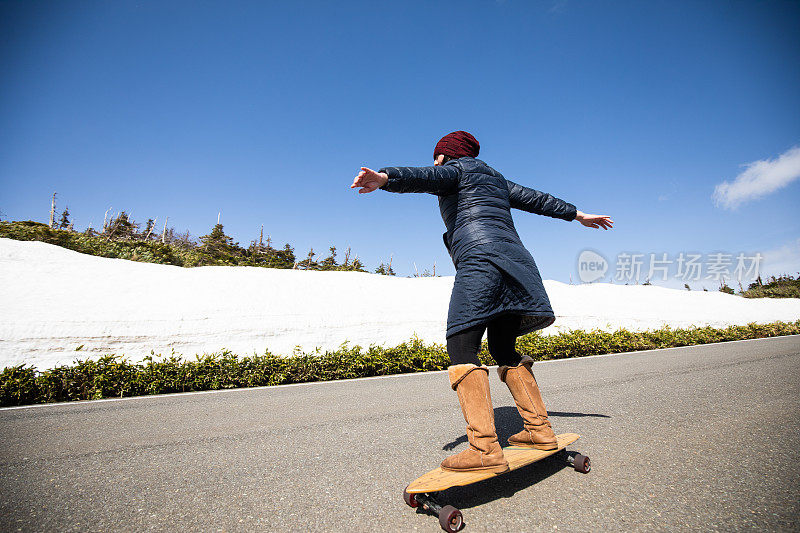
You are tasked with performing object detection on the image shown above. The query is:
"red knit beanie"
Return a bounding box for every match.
[433,131,480,160]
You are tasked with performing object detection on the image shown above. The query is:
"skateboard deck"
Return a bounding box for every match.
[407,433,581,494]
[403,433,590,532]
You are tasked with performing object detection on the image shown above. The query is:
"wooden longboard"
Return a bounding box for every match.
[406,433,580,494]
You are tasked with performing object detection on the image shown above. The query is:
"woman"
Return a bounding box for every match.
[351,131,613,473]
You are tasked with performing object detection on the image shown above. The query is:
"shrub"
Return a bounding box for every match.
[2,320,798,407]
[0,220,367,272]
[740,273,800,299]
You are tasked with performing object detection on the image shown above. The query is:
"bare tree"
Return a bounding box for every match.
[103,207,113,233]
[145,217,158,240]
[49,192,57,229]
[162,217,169,244]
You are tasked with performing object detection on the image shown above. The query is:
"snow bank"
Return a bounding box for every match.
[1,238,799,370]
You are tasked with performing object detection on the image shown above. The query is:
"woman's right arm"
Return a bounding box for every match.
[351,165,460,196]
[378,165,460,195]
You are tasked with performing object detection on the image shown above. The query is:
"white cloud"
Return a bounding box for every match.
[712,146,800,209]
[658,179,678,202]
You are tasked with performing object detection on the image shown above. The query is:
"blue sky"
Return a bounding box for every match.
[1,0,799,289]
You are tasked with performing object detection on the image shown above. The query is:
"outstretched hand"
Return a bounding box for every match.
[351,167,388,194]
[575,211,614,230]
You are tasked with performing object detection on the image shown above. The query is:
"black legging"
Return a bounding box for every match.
[446,314,524,367]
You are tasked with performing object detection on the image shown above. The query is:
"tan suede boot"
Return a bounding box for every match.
[441,364,509,473]
[498,356,558,450]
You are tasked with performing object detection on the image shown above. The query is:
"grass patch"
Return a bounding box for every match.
[2,320,798,407]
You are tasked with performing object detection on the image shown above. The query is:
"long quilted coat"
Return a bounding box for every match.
[378,157,577,338]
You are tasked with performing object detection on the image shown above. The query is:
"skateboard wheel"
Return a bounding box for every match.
[573,453,591,473]
[402,488,418,508]
[439,505,463,533]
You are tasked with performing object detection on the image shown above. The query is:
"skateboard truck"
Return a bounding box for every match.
[562,450,591,473]
[403,490,463,533]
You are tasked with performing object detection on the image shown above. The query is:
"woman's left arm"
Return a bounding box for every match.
[574,210,614,230]
[506,179,578,221]
[506,179,613,230]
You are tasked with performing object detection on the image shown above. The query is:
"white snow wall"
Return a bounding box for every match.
[1,238,799,370]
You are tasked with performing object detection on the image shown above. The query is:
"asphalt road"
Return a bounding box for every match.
[1,335,799,532]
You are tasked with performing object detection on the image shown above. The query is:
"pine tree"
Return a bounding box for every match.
[375,261,396,276]
[298,248,318,270]
[351,257,366,272]
[248,229,275,258]
[198,223,242,264]
[58,207,71,229]
[278,243,295,268]
[105,211,138,239]
[321,246,338,270]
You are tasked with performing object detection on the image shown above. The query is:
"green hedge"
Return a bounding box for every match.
[2,320,798,407]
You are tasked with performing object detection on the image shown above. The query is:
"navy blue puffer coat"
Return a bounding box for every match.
[378,157,577,338]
